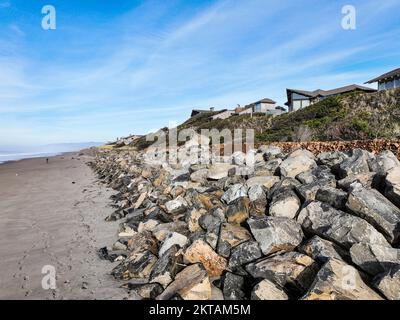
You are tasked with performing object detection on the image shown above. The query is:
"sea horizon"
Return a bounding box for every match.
[0,142,103,164]
[0,151,65,164]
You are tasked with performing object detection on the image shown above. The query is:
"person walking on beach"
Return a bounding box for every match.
[46,158,49,164]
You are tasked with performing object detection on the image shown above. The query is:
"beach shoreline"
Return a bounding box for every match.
[0,151,77,166]
[0,154,130,299]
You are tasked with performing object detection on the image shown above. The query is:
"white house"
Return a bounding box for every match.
[252,98,276,113]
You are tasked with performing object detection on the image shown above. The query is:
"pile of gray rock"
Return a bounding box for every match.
[90,144,400,300]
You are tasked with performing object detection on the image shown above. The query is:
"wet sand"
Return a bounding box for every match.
[0,155,129,299]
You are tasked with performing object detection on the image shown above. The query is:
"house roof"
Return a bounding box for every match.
[286,88,316,98]
[191,109,223,118]
[287,84,375,99]
[191,109,207,117]
[365,68,400,84]
[322,84,376,95]
[254,98,276,104]
[215,109,232,114]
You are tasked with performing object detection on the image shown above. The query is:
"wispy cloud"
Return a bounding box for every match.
[8,24,24,37]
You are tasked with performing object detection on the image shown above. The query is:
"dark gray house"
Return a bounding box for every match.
[365,68,400,91]
[285,84,376,112]
[190,107,217,117]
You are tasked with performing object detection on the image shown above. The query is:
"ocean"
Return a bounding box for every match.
[0,142,103,165]
[0,152,63,164]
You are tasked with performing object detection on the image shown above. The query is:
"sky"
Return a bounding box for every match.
[0,0,399,147]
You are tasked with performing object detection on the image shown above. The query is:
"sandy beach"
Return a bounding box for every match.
[0,154,129,300]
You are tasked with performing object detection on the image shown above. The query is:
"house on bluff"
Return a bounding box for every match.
[365,67,400,91]
[285,84,376,112]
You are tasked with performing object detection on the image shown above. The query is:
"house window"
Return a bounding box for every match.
[292,100,302,111]
[395,78,400,88]
[379,82,386,90]
[385,79,395,89]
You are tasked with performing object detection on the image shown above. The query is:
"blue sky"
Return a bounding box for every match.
[0,0,399,146]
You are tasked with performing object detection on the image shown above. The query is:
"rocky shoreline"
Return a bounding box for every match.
[89,141,400,300]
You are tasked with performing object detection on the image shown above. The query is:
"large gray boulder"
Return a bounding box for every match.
[297,201,389,249]
[246,251,318,293]
[221,184,248,204]
[280,152,317,178]
[368,150,399,176]
[207,163,236,180]
[190,169,209,183]
[252,158,271,174]
[149,245,183,288]
[251,279,289,300]
[228,241,263,269]
[222,272,246,300]
[246,175,280,189]
[269,177,301,198]
[299,236,348,265]
[338,149,373,179]
[159,232,188,257]
[317,151,348,168]
[338,172,377,191]
[295,166,337,203]
[346,183,400,244]
[152,221,188,242]
[296,166,336,186]
[111,250,158,280]
[269,189,301,219]
[217,223,251,258]
[204,224,220,250]
[296,180,336,203]
[315,186,348,210]
[198,207,225,231]
[247,217,304,256]
[248,185,267,216]
[258,145,283,160]
[156,264,211,300]
[350,243,400,276]
[248,185,266,202]
[288,149,315,159]
[226,197,250,224]
[373,265,400,300]
[385,166,400,208]
[264,159,283,174]
[164,196,188,214]
[302,258,383,300]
